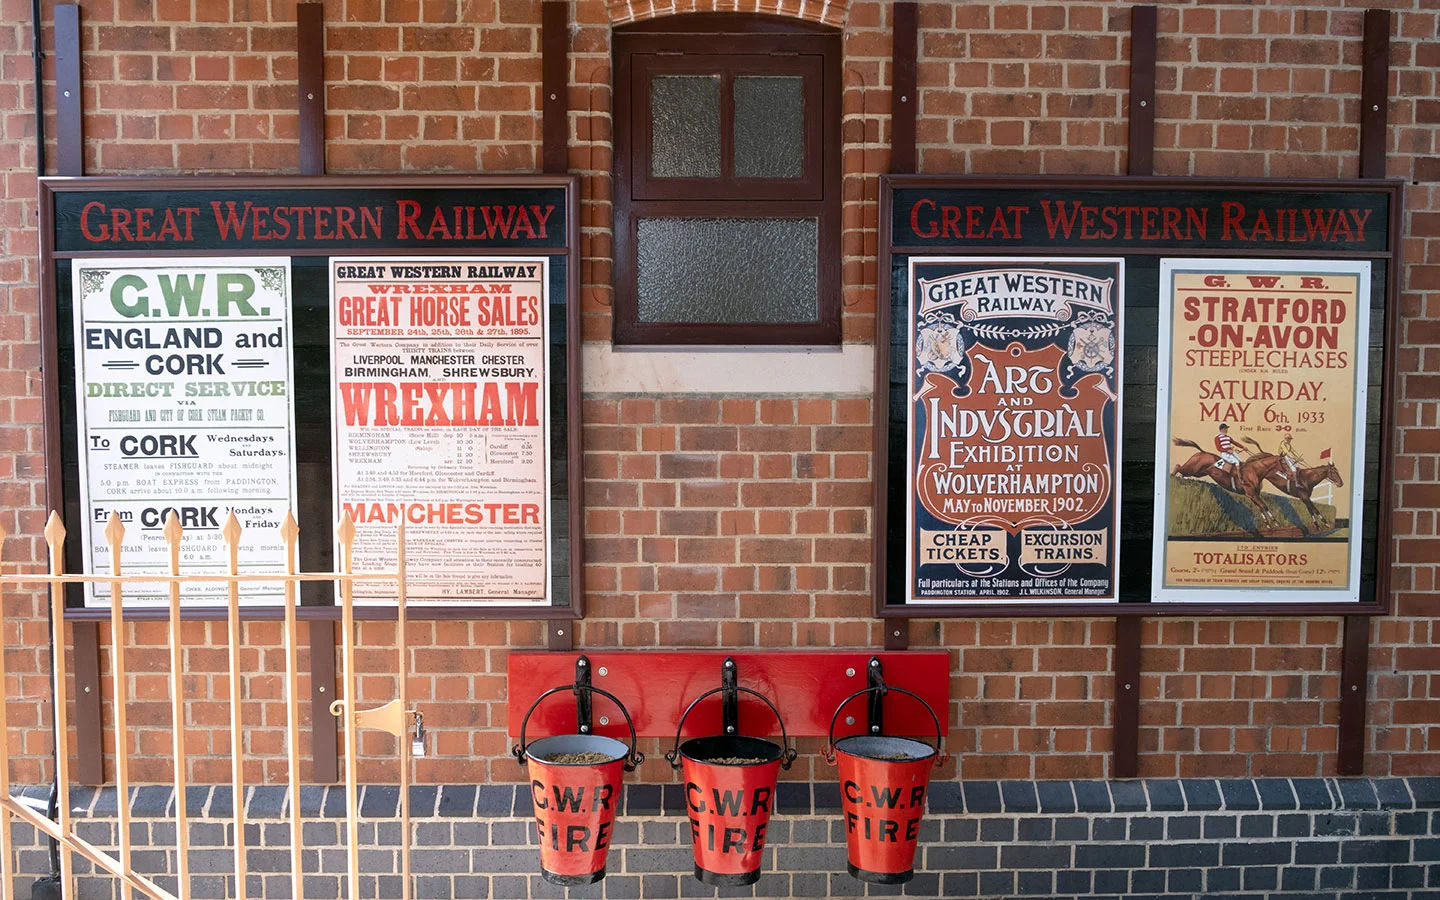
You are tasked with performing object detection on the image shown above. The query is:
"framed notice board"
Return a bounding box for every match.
[39,175,583,620]
[876,175,1403,618]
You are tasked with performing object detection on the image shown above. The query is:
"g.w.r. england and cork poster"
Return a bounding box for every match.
[71,257,298,607]
[330,257,551,604]
[907,257,1123,604]
[1151,259,1370,604]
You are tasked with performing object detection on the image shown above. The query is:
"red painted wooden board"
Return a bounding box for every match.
[507,651,950,743]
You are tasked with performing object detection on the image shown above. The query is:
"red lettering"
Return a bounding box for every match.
[81,201,109,241]
[909,199,938,239]
[1221,201,1247,240]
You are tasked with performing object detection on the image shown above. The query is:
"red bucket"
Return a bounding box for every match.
[825,686,945,884]
[667,686,796,886]
[515,685,642,885]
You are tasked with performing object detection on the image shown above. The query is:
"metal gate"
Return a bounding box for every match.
[0,511,418,900]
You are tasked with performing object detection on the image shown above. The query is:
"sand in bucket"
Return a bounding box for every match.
[833,734,938,884]
[677,735,784,886]
[524,734,628,885]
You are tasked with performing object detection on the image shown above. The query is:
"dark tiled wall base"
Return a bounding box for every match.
[12,778,1440,899]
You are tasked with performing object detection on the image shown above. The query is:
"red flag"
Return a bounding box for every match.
[1320,448,1331,459]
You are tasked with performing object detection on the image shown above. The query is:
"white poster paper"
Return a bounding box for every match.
[71,257,298,606]
[330,257,551,604]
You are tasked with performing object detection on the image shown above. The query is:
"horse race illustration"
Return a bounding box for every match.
[1151,259,1369,601]
[1165,426,1346,539]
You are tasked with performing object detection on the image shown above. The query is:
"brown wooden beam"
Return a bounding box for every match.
[547,619,573,651]
[1337,615,1370,775]
[889,1,917,175]
[297,3,326,177]
[54,4,83,176]
[72,623,103,785]
[308,620,339,782]
[1127,5,1157,177]
[1112,616,1142,778]
[541,1,569,175]
[1359,8,1390,180]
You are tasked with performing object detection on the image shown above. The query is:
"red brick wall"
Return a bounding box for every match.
[0,0,1434,786]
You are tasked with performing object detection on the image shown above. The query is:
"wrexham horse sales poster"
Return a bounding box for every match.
[1151,259,1370,603]
[906,257,1123,604]
[330,257,551,604]
[71,257,298,607]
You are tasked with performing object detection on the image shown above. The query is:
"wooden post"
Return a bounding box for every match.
[542,1,569,174]
[890,2,917,175]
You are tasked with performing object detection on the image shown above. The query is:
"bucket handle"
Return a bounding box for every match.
[822,686,947,767]
[513,683,645,772]
[663,686,798,770]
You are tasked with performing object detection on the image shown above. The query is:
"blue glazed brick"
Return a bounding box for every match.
[1206,867,1242,892]
[1277,813,1311,837]
[1180,779,1221,811]
[1356,864,1392,890]
[360,785,399,818]
[1091,816,1125,841]
[1295,842,1341,865]
[1128,816,1163,841]
[961,781,1001,814]
[901,874,939,896]
[1166,816,1202,840]
[475,786,510,817]
[811,782,841,814]
[940,873,978,897]
[976,871,1013,897]
[1056,870,1090,894]
[1411,778,1440,809]
[1144,779,1184,811]
[437,786,476,817]
[1035,781,1074,814]
[1131,868,1165,893]
[1358,811,1391,836]
[1000,781,1037,813]
[661,783,686,814]
[133,786,171,818]
[625,785,661,816]
[1054,817,1088,841]
[1071,780,1111,813]
[1109,780,1146,812]
[999,845,1070,870]
[1167,868,1203,893]
[928,845,997,871]
[406,785,437,818]
[1374,777,1413,810]
[1281,866,1317,891]
[926,781,962,814]
[1014,871,1052,895]
[1397,812,1429,835]
[1340,839,1409,865]
[1257,779,1298,810]
[1016,817,1051,842]
[1074,844,1145,869]
[1222,841,1293,866]
[1318,865,1355,889]
[1393,865,1425,889]
[1292,778,1336,810]
[1203,815,1237,838]
[1220,779,1260,811]
[1242,866,1279,891]
[1315,813,1359,836]
[1150,842,1218,869]
[775,782,809,815]
[1240,814,1275,837]
[978,818,1013,843]
[942,818,977,842]
[1091,869,1128,894]
[1336,779,1379,810]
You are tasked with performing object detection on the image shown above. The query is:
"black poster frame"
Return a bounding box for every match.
[875,174,1404,618]
[39,174,585,622]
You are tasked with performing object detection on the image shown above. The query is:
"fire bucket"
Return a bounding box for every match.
[824,686,946,885]
[514,684,643,885]
[665,686,797,886]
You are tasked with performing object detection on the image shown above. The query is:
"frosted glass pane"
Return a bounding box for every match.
[636,217,819,323]
[650,74,720,179]
[733,76,804,179]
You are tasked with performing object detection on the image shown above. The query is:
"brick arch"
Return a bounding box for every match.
[607,0,848,28]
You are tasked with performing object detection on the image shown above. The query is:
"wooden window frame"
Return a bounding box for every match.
[612,15,843,346]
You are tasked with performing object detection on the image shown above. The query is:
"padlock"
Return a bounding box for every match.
[411,712,427,758]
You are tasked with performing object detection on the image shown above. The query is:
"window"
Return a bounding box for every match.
[612,16,842,345]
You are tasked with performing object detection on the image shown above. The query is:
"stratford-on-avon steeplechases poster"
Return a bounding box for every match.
[1151,259,1370,603]
[71,257,298,607]
[906,257,1123,604]
[330,257,552,604]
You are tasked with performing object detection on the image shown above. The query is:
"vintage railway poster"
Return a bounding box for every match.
[1151,259,1370,603]
[330,257,551,604]
[71,257,297,606]
[906,257,1123,604]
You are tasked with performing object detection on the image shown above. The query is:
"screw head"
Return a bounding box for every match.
[726,725,735,734]
[550,93,557,101]
[599,716,609,725]
[893,630,901,637]
[63,90,71,98]
[557,629,564,636]
[725,660,734,668]
[578,658,587,666]
[1373,104,1380,111]
[319,686,326,693]
[900,95,908,102]
[307,93,314,100]
[1139,100,1147,107]
[845,716,855,725]
[580,724,590,733]
[598,666,608,676]
[1125,683,1132,690]
[870,725,880,733]
[845,667,856,677]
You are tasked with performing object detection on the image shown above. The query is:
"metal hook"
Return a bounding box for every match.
[868,657,887,735]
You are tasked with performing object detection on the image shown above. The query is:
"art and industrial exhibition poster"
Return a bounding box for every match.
[1151,259,1370,603]
[330,257,551,604]
[907,257,1123,604]
[71,257,298,606]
